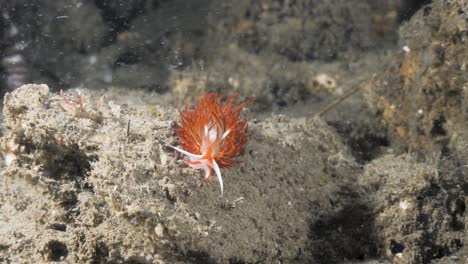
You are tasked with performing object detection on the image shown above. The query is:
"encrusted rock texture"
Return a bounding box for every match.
[365,0,468,155]
[0,0,466,263]
[0,84,360,263]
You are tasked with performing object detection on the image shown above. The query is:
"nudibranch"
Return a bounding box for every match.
[169,92,254,195]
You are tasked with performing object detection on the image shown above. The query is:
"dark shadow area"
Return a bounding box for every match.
[91,241,110,264]
[330,121,390,164]
[430,115,447,137]
[399,0,433,21]
[178,250,219,264]
[48,223,67,232]
[417,156,466,263]
[303,198,379,263]
[45,240,69,262]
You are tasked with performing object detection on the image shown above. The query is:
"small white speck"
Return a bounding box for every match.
[399,200,410,210]
[8,25,18,37]
[417,109,423,115]
[88,55,97,65]
[335,87,344,95]
[403,46,411,53]
[104,72,113,83]
[228,76,239,87]
[14,42,29,50]
[3,54,23,64]
[154,223,164,237]
[2,12,10,20]
[4,153,17,166]
[396,253,403,258]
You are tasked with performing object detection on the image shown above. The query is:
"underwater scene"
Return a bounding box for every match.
[0,0,466,263]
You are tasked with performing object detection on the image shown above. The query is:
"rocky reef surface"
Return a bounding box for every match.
[0,0,466,263]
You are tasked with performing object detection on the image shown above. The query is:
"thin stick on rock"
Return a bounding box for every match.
[315,81,368,117]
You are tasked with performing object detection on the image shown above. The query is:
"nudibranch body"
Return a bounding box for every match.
[170,92,254,195]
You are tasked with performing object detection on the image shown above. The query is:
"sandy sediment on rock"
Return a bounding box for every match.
[2,84,464,263]
[0,84,360,263]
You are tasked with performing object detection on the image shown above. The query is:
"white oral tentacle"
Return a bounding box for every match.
[221,129,231,140]
[169,138,225,195]
[168,145,203,159]
[211,160,224,195]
